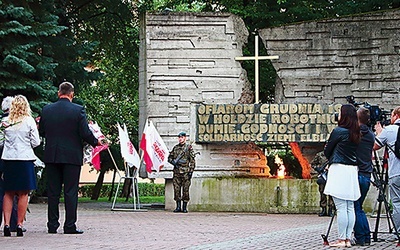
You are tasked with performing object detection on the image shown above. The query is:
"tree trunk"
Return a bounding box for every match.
[108,168,117,201]
[122,178,132,201]
[91,168,106,200]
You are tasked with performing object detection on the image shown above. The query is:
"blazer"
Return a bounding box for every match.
[39,98,98,165]
[1,116,41,161]
[324,126,358,166]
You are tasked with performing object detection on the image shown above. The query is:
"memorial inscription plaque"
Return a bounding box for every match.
[196,103,341,143]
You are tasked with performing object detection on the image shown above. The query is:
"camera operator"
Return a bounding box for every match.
[373,106,400,233]
[353,107,375,246]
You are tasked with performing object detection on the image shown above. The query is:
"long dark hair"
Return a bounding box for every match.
[338,104,361,143]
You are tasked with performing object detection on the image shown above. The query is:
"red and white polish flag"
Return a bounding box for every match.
[117,123,141,168]
[139,120,169,173]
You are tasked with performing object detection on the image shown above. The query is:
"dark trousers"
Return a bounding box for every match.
[354,174,371,244]
[173,172,192,202]
[318,182,333,208]
[46,163,81,232]
[0,172,18,230]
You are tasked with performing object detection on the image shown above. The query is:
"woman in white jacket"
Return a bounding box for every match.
[1,95,40,237]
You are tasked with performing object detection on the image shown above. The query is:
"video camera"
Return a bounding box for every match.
[335,95,391,127]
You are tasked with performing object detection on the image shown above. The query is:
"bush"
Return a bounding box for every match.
[78,183,165,198]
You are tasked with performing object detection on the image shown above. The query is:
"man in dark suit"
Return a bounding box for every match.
[39,82,103,234]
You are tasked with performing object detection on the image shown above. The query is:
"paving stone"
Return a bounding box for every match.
[1,202,398,249]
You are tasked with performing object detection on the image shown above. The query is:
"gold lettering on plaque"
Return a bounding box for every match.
[196,104,339,143]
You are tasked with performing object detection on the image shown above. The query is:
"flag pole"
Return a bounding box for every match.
[125,160,137,210]
[111,123,147,212]
[109,147,122,210]
[107,147,121,179]
[136,154,145,207]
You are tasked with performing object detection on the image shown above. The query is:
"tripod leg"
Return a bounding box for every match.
[373,194,384,242]
[373,180,400,245]
[322,208,336,245]
[384,200,400,246]
[371,149,400,244]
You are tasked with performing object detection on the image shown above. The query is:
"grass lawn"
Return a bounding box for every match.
[75,196,164,204]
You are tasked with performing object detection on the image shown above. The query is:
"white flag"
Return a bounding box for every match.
[139,120,169,173]
[117,123,141,168]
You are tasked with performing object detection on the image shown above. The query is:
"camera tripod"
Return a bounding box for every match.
[321,150,400,246]
[371,149,400,246]
[321,205,336,245]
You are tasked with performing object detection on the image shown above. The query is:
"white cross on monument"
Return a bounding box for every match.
[235,34,279,103]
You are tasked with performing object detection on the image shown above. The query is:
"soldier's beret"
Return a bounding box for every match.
[178,131,187,137]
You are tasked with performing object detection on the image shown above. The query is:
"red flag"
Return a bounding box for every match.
[88,121,108,171]
[140,120,169,173]
[91,144,109,171]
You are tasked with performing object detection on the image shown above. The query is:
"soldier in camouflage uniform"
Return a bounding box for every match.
[168,132,196,213]
[311,151,333,217]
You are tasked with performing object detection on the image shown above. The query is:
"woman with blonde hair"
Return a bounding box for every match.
[1,95,40,236]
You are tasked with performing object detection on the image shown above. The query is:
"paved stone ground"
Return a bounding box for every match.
[1,202,399,249]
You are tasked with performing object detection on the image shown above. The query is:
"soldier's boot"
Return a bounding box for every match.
[182,202,188,213]
[318,206,327,217]
[327,205,334,217]
[173,201,181,213]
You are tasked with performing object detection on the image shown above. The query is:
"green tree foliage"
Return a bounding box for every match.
[65,2,140,200]
[0,0,103,113]
[47,0,103,94]
[70,0,140,145]
[0,0,66,113]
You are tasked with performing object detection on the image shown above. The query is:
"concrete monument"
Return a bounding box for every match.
[139,10,400,213]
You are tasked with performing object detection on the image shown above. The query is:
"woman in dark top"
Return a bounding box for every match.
[324,104,361,247]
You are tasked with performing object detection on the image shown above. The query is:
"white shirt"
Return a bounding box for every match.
[1,116,41,160]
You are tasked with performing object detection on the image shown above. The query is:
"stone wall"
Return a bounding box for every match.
[259,9,400,109]
[139,12,268,180]
[139,10,397,213]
